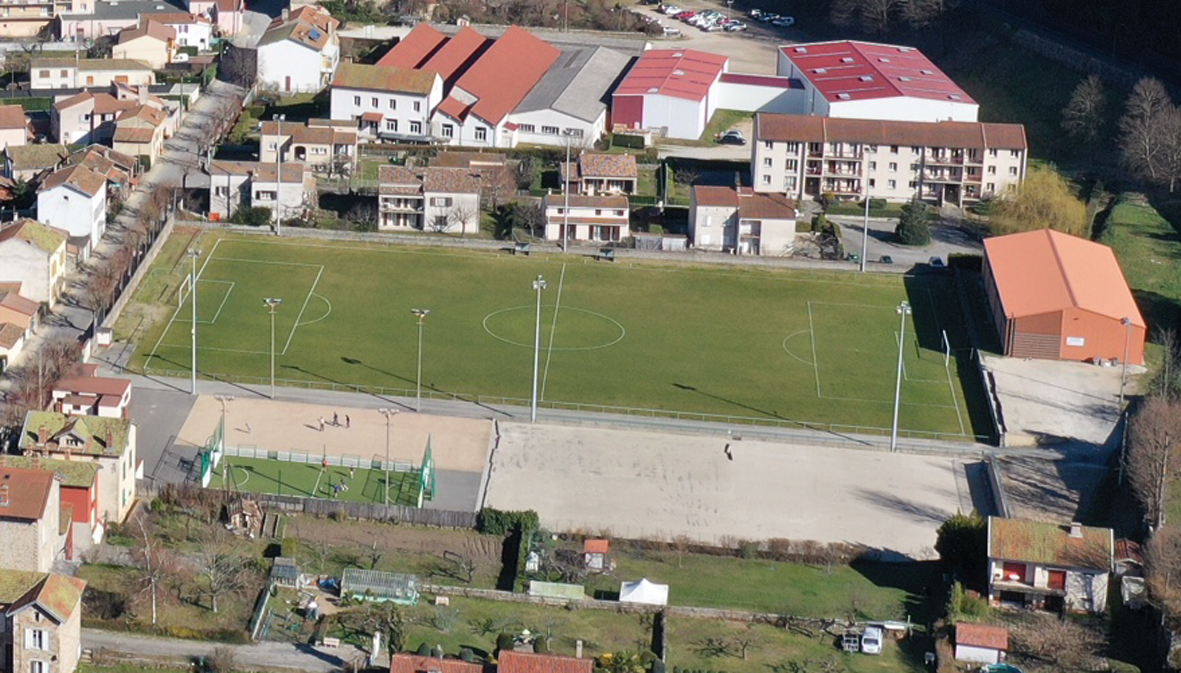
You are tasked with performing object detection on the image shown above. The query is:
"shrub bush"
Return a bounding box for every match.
[477,508,540,535]
[229,206,273,227]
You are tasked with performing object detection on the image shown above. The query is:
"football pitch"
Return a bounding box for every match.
[128,232,993,440]
[208,455,423,505]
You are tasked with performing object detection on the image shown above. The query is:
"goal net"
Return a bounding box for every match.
[176,273,193,308]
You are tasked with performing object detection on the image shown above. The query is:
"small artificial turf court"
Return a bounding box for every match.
[208,455,424,506]
[131,233,993,441]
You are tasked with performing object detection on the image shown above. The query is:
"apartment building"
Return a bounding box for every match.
[329,63,442,142]
[751,113,1027,206]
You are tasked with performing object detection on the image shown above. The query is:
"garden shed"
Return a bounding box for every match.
[270,557,303,588]
[340,568,419,605]
[619,578,668,606]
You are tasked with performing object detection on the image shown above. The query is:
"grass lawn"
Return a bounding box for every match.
[77,563,258,641]
[667,617,921,673]
[1098,194,1181,333]
[581,549,936,620]
[374,596,651,660]
[662,109,753,148]
[80,665,194,673]
[123,232,988,438]
[208,455,425,506]
[637,166,658,197]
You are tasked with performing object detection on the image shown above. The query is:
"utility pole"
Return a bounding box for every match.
[531,275,547,423]
[411,309,430,412]
[264,298,283,399]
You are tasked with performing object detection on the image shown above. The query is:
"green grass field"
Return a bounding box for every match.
[208,456,424,505]
[125,232,991,440]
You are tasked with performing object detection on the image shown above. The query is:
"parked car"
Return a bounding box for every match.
[929,256,945,268]
[675,11,694,19]
[759,13,778,22]
[748,7,762,17]
[702,21,723,30]
[719,130,746,145]
[725,21,747,30]
[772,16,795,26]
[661,5,682,14]
[662,25,682,36]
[879,255,893,264]
[861,627,884,655]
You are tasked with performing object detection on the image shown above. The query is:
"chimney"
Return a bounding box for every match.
[138,85,148,104]
[281,7,288,20]
[1069,522,1083,538]
[38,426,48,446]
[104,431,115,454]
[575,640,583,659]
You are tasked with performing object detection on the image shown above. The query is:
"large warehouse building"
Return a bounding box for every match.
[983,229,1145,364]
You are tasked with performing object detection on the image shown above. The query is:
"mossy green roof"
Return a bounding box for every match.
[989,517,1112,570]
[0,219,66,253]
[0,571,46,604]
[19,411,131,456]
[5,144,68,171]
[0,455,97,487]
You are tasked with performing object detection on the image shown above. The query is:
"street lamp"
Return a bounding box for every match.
[187,249,202,395]
[726,0,733,19]
[411,309,430,412]
[263,298,283,399]
[890,301,912,452]
[531,275,547,423]
[860,191,870,272]
[273,114,285,236]
[379,408,397,506]
[562,130,574,253]
[1119,317,1133,408]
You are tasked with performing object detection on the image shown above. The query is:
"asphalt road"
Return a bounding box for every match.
[830,217,984,270]
[82,628,365,673]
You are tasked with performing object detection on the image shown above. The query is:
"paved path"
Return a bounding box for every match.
[82,628,365,673]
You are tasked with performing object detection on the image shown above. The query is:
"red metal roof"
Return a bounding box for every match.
[448,26,558,126]
[780,41,974,105]
[718,72,799,89]
[614,49,728,102]
[419,27,490,83]
[583,539,609,554]
[389,654,486,673]
[498,651,593,673]
[377,23,448,69]
[983,229,1144,326]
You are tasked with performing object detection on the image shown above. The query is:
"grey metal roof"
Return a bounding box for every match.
[60,0,188,22]
[513,45,631,123]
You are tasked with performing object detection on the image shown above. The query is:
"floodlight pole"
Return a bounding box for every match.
[273,114,285,236]
[563,131,572,253]
[1119,317,1133,408]
[215,394,234,442]
[890,301,912,453]
[860,191,869,272]
[379,408,397,506]
[531,275,547,423]
[264,298,283,399]
[187,249,202,395]
[411,309,430,412]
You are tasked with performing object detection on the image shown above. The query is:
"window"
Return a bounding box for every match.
[566,128,583,137]
[987,182,995,191]
[888,162,897,172]
[887,180,896,189]
[763,158,772,167]
[988,149,998,157]
[60,69,67,77]
[868,178,875,188]
[214,186,228,196]
[868,161,876,170]
[867,144,878,153]
[908,181,917,188]
[267,142,277,151]
[761,175,771,185]
[784,177,796,191]
[353,95,361,105]
[388,99,397,110]
[386,120,397,132]
[256,190,276,201]
[430,197,453,207]
[1010,150,1020,158]
[541,125,560,135]
[409,121,421,134]
[595,209,602,216]
[27,629,46,650]
[371,97,378,107]
[474,127,486,142]
[889,145,898,154]
[987,166,996,175]
[30,661,45,673]
[413,101,421,112]
[911,146,920,154]
[768,141,779,150]
[83,113,91,122]
[519,124,535,133]
[909,163,919,171]
[615,210,625,216]
[1008,166,1018,176]
[442,124,454,138]
[39,70,49,78]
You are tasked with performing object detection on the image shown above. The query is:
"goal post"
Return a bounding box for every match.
[176,273,193,308]
[942,329,951,369]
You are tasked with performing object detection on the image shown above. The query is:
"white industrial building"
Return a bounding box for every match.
[776,41,979,123]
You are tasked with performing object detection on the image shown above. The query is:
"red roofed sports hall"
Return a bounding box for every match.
[983,229,1145,364]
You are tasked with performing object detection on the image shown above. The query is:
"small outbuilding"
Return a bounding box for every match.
[583,539,609,570]
[983,229,1145,364]
[270,557,303,588]
[619,578,669,606]
[954,622,1009,664]
[340,568,419,605]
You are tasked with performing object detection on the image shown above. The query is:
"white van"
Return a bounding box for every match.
[861,627,884,655]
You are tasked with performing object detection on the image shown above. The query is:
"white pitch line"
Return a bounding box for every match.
[807,301,822,398]
[144,237,222,372]
[540,262,567,403]
[281,265,325,355]
[213,257,325,268]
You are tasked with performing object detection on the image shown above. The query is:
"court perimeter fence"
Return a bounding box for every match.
[142,367,995,448]
[243,491,477,528]
[223,445,417,473]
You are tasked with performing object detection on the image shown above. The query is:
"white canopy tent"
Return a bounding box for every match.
[619,578,669,606]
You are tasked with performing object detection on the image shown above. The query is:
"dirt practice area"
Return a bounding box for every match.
[484,422,973,560]
[176,396,493,472]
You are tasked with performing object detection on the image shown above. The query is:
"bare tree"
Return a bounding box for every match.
[131,512,175,626]
[1127,394,1181,530]
[1146,525,1181,617]
[1158,328,1180,398]
[427,214,450,233]
[190,533,251,613]
[206,646,237,673]
[1009,612,1102,669]
[730,626,759,661]
[830,0,901,34]
[900,0,944,28]
[448,205,477,237]
[1062,74,1108,145]
[1158,105,1181,193]
[1119,77,1173,184]
[671,535,692,569]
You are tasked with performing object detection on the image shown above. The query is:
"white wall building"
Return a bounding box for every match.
[30,58,155,89]
[689,186,797,255]
[541,193,630,243]
[611,50,728,141]
[329,63,442,142]
[776,41,979,123]
[256,5,340,93]
[0,219,68,306]
[0,105,29,148]
[35,165,107,260]
[376,165,482,233]
[207,161,314,221]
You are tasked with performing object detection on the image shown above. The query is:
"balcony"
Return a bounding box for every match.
[827,151,863,160]
[990,578,1065,597]
[926,152,965,165]
[922,171,963,183]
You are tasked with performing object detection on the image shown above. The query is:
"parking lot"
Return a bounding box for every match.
[633,0,798,74]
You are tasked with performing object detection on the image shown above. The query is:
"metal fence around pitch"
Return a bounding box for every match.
[143,367,995,446]
[224,445,413,472]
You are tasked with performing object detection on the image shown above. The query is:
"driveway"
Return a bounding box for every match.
[82,629,365,673]
[635,0,792,74]
[830,217,984,270]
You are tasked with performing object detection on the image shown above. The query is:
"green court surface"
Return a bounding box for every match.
[129,233,993,441]
[208,456,422,506]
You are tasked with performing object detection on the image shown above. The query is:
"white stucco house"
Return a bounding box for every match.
[541,193,630,243]
[30,58,155,89]
[35,165,107,261]
[256,5,340,93]
[0,105,29,149]
[329,63,442,143]
[152,12,214,50]
[112,19,176,69]
[376,165,481,233]
[207,161,314,222]
[689,186,797,256]
[0,219,68,307]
